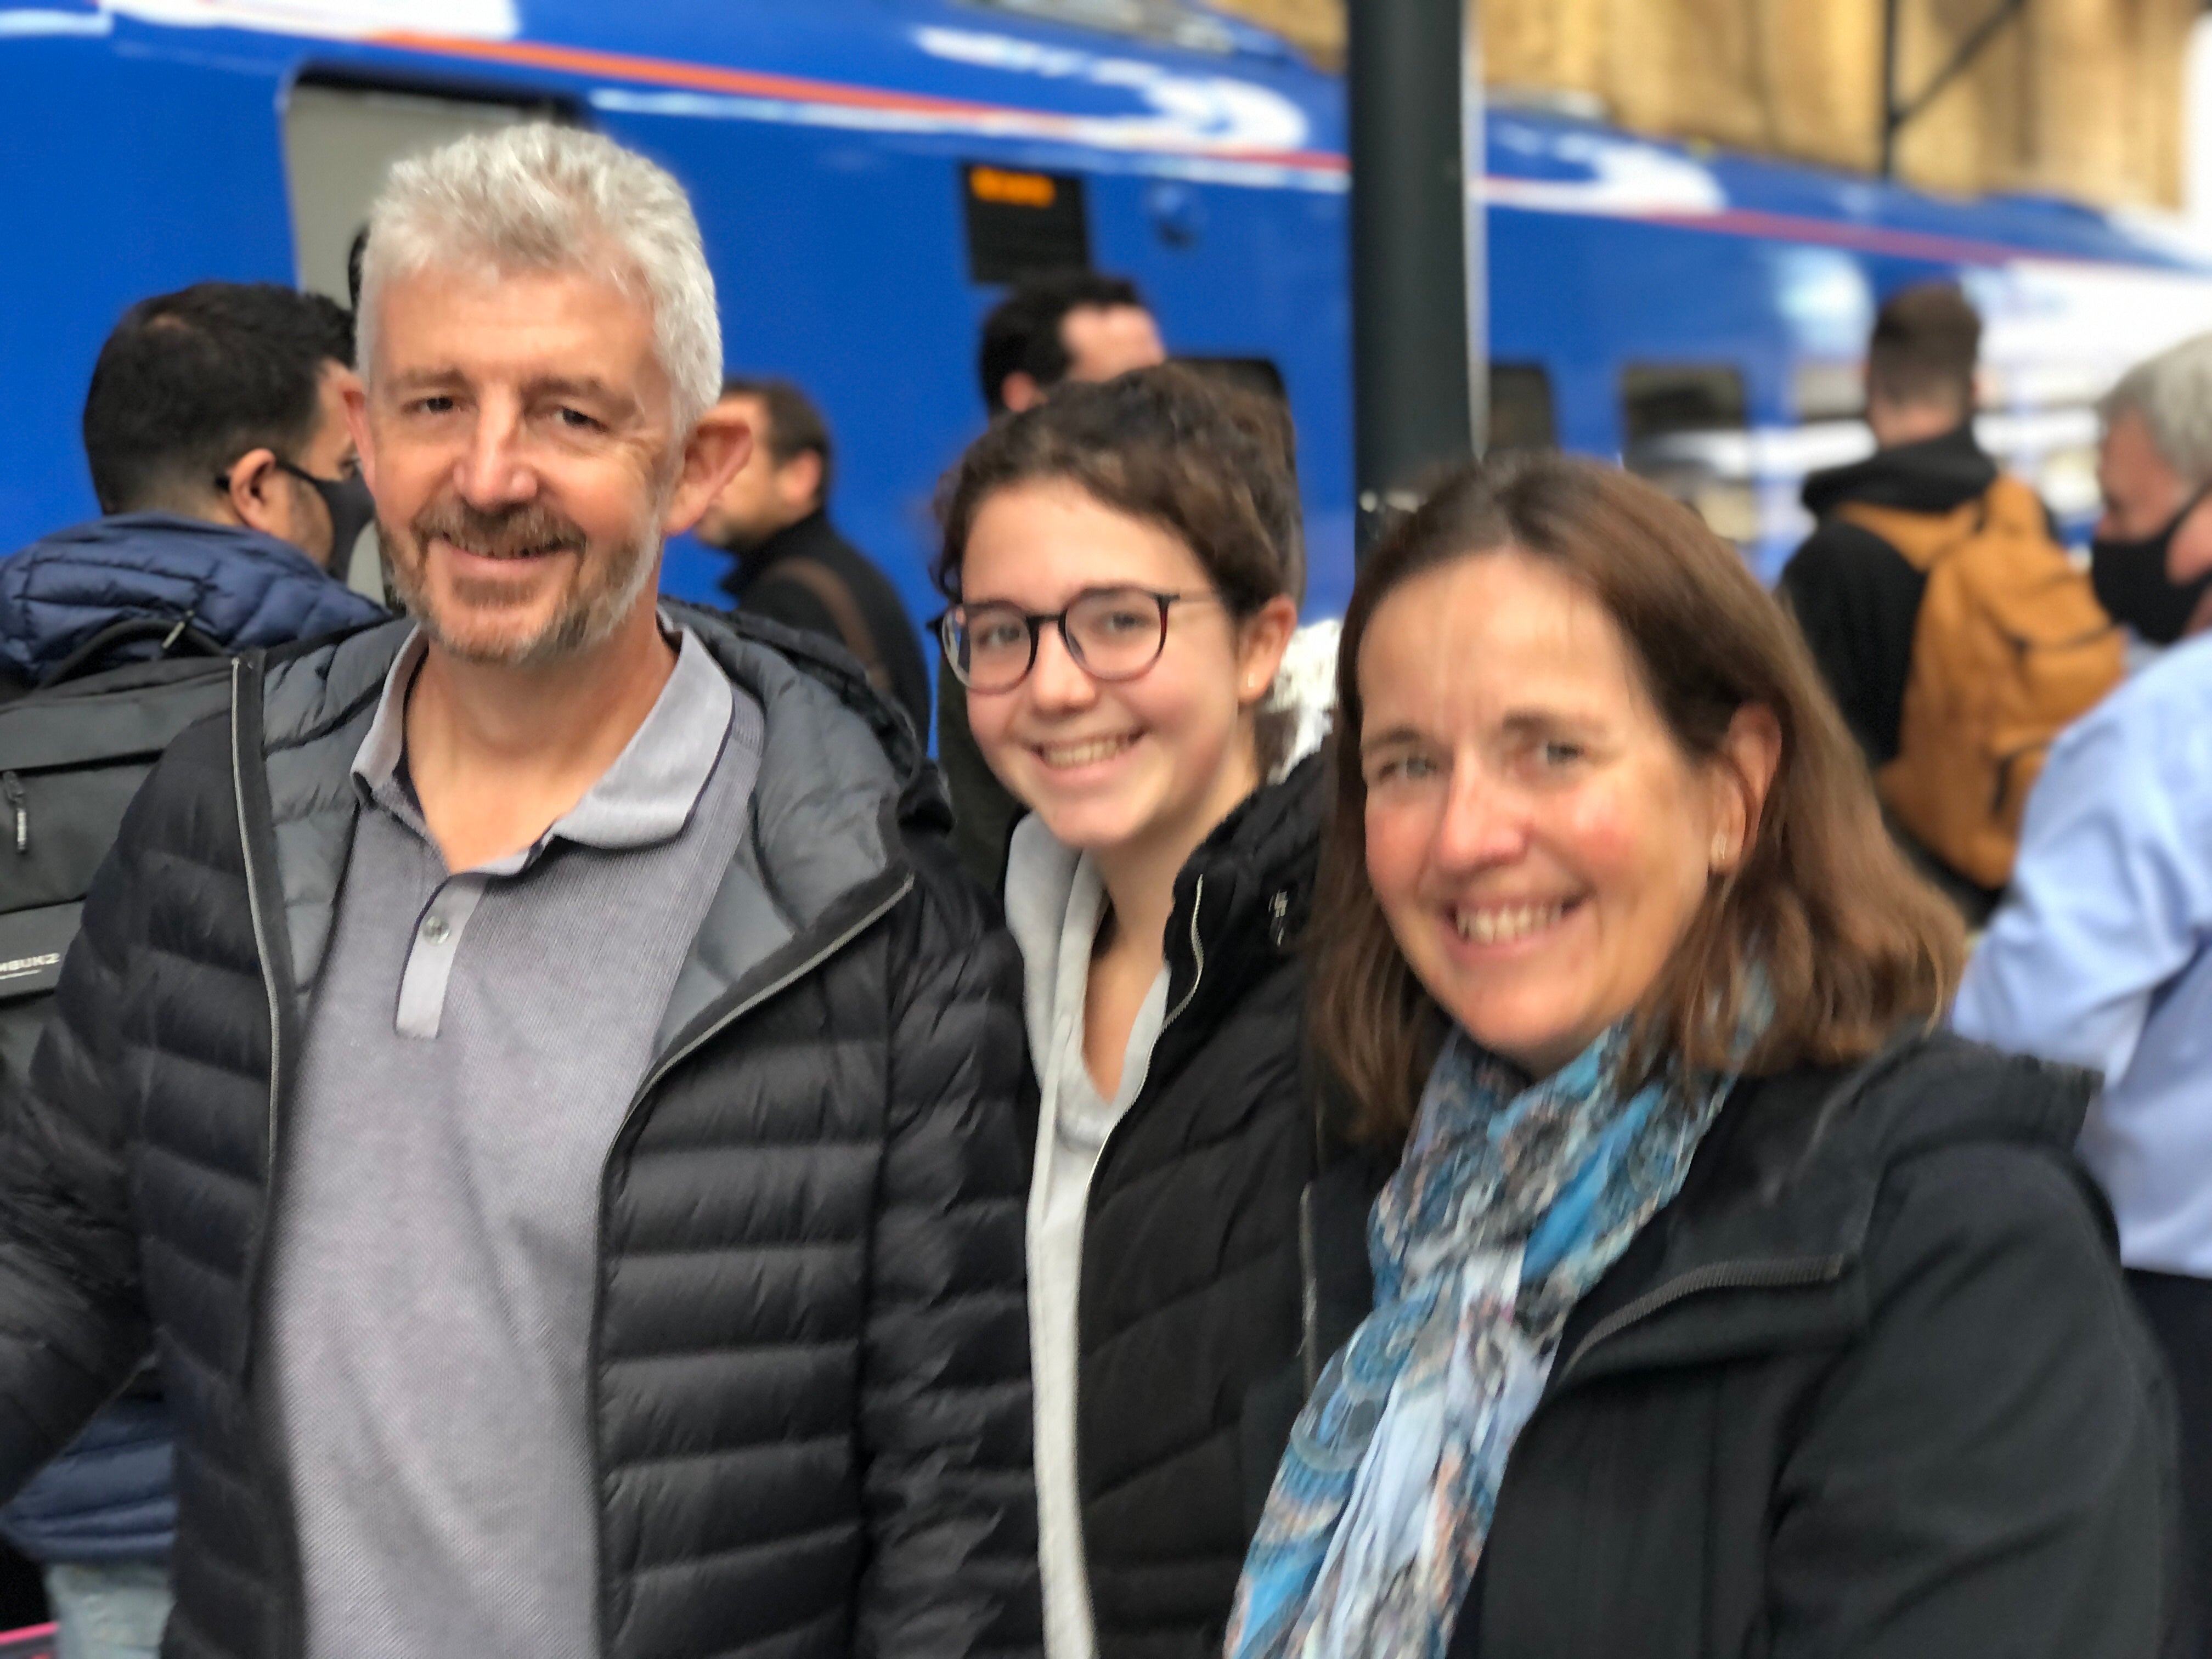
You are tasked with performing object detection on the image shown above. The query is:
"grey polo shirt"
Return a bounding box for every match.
[268,625,763,1659]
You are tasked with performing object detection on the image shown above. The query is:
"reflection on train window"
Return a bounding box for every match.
[283,81,567,308]
[1620,364,1757,547]
[955,0,1238,53]
[1175,356,1287,403]
[1620,363,1748,444]
[1487,363,1555,452]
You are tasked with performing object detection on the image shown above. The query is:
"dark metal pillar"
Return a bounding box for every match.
[1349,0,1484,555]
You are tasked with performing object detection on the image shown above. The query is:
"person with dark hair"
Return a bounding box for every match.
[697,375,930,737]
[1229,451,2179,1659]
[978,270,1165,417]
[1778,280,2118,919]
[936,364,1359,1659]
[0,280,383,691]
[945,273,1170,887]
[0,281,383,1656]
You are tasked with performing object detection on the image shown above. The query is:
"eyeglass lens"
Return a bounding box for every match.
[955,588,1169,691]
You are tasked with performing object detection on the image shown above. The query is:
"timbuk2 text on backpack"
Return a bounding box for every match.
[1838,475,2124,891]
[1,627,231,1098]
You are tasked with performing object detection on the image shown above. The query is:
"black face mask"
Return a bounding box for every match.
[2092,486,2212,647]
[276,459,379,574]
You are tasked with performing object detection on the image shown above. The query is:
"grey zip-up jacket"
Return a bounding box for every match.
[0,606,1041,1659]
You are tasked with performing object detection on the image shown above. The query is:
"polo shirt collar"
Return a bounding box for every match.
[349,620,738,856]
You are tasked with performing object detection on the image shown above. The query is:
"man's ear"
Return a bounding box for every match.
[2170,489,2212,584]
[663,403,755,537]
[343,376,376,497]
[1000,371,1042,414]
[224,449,285,537]
[780,449,826,517]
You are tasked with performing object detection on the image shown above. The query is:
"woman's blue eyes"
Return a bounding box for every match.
[1373,754,1437,783]
[1541,741,1584,767]
[556,407,600,430]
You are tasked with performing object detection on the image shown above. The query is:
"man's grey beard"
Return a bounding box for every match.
[382,499,664,668]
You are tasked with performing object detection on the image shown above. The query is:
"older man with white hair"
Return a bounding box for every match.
[1956,328,2212,1647]
[0,125,1040,1659]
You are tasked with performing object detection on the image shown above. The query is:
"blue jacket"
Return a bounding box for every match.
[0,511,384,684]
[0,512,381,1563]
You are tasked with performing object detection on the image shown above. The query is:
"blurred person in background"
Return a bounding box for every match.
[1954,332,2212,1656]
[1778,281,2119,923]
[2087,332,2212,648]
[696,375,930,739]
[1231,453,2178,1659]
[943,272,1170,889]
[0,280,384,1659]
[0,125,1038,1659]
[935,365,1368,1659]
[0,282,382,693]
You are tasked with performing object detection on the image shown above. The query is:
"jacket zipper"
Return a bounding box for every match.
[1065,873,1209,1627]
[1554,1252,1850,1385]
[229,657,309,1659]
[585,871,914,1659]
[3,772,25,854]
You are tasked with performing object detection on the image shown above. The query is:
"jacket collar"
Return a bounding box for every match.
[714,510,839,605]
[238,602,916,1068]
[1156,752,1325,1044]
[1547,1031,2097,1391]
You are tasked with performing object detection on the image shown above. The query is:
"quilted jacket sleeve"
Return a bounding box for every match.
[0,775,160,1497]
[855,834,1041,1659]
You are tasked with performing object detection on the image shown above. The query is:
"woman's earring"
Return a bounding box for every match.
[1710,834,1731,870]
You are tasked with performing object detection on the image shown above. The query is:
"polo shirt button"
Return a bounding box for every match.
[420,913,451,945]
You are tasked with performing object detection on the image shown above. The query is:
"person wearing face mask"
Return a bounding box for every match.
[1954,332,2212,1652]
[0,280,383,1658]
[935,366,1380,1659]
[0,281,385,696]
[2088,333,2212,652]
[1228,453,2179,1659]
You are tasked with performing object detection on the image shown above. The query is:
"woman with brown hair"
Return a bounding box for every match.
[935,365,1374,1659]
[1228,452,2180,1659]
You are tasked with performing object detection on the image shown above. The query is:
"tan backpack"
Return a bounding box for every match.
[1837,475,2123,890]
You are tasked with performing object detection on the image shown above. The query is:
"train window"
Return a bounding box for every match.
[955,0,1238,53]
[1487,363,1556,452]
[1620,364,1748,444]
[1174,356,1287,402]
[282,81,567,309]
[963,163,1091,285]
[1620,365,1756,546]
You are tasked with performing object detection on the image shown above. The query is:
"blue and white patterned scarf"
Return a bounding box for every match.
[1225,1017,1744,1659]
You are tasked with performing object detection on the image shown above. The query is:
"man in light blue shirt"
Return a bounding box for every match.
[1955,336,2212,1635]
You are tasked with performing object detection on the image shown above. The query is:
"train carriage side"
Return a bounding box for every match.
[0,2,1356,630]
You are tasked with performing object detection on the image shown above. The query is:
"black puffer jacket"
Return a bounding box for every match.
[1434,1034,2184,1658]
[0,608,1041,1659]
[1054,759,1382,1659]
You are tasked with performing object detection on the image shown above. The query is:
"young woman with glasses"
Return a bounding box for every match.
[935,366,1371,1659]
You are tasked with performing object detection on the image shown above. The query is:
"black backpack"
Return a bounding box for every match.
[1,618,234,1097]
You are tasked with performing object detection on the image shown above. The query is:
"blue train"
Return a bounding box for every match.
[7,0,2212,629]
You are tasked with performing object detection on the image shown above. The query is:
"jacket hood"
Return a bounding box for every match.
[0,511,386,682]
[1800,424,1996,519]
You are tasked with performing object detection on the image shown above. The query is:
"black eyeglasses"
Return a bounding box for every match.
[940,586,1220,692]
